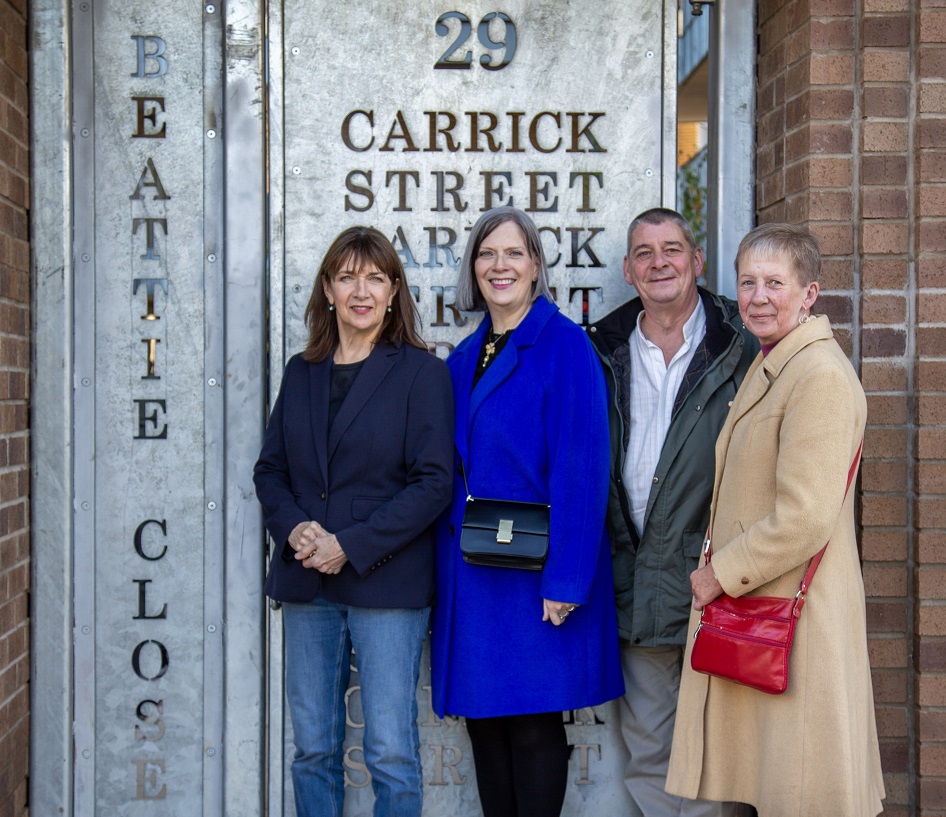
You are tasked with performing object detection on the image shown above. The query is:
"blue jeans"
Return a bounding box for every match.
[282,595,429,817]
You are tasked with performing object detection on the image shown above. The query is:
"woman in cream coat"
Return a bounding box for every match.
[666,224,885,817]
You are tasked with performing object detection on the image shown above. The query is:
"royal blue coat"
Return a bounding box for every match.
[430,297,624,718]
[255,343,454,608]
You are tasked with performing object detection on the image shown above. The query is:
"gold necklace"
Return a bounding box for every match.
[481,329,508,368]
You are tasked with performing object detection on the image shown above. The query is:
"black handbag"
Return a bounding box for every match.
[458,463,550,570]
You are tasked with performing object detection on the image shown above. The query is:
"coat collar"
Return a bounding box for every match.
[729,314,834,428]
[453,297,559,467]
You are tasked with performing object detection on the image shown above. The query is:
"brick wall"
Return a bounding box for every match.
[757,0,946,814]
[0,0,29,815]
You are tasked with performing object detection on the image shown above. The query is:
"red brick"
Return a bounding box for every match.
[861,188,908,218]
[863,154,908,185]
[921,45,946,80]
[920,83,946,113]
[811,18,856,49]
[921,709,946,741]
[920,568,946,599]
[920,674,946,707]
[919,430,946,463]
[863,258,909,289]
[820,258,856,288]
[921,9,946,41]
[863,85,910,118]
[869,635,909,667]
[865,426,908,458]
[862,293,907,323]
[919,255,946,286]
[862,494,909,526]
[921,185,946,215]
[863,15,912,47]
[861,221,909,254]
[918,325,946,355]
[861,360,908,391]
[918,360,946,391]
[920,151,946,181]
[863,49,911,82]
[810,222,856,255]
[918,637,946,670]
[863,565,908,596]
[919,604,946,636]
[809,156,853,186]
[917,117,946,148]
[919,496,946,527]
[862,529,909,561]
[810,53,856,84]
[872,668,910,703]
[863,120,909,152]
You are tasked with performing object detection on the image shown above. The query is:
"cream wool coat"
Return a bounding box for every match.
[665,316,885,817]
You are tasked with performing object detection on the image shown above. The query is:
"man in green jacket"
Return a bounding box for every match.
[589,208,757,817]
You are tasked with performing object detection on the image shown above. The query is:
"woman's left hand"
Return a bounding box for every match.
[293,522,347,574]
[543,598,579,626]
[690,563,724,611]
[305,532,349,575]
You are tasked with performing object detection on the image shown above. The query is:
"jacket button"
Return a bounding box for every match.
[589,326,597,333]
[728,401,734,407]
[652,476,659,484]
[695,405,702,412]
[741,577,749,585]
[320,492,326,500]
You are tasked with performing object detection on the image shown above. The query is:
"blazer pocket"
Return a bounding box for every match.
[351,496,392,521]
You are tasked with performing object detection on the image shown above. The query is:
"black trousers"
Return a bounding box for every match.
[465,712,570,817]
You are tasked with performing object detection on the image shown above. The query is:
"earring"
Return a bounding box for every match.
[799,312,811,325]
[387,306,393,313]
[328,304,334,311]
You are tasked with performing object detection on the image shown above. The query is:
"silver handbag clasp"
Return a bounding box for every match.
[497,519,514,544]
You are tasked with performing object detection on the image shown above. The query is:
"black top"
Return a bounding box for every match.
[328,360,365,430]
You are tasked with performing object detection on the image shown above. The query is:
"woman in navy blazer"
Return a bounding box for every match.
[254,227,453,817]
[430,208,624,817]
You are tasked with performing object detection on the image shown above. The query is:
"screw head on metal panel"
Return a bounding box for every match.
[645,168,654,177]
[208,378,217,387]
[81,501,91,511]
[293,284,302,293]
[81,377,91,386]
[207,253,217,263]
[208,501,217,510]
[207,747,216,757]
[80,128,90,138]
[208,624,217,633]
[207,129,217,139]
[82,749,91,759]
[291,47,301,56]
[81,253,90,262]
[206,3,215,12]
[292,166,302,175]
[79,2,88,10]
[646,50,655,58]
[82,626,91,635]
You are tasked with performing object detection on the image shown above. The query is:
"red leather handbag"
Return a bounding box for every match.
[690,443,862,695]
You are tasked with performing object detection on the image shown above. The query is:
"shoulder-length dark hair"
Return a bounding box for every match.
[455,207,554,312]
[302,226,425,363]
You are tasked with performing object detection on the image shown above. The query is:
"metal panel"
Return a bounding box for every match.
[707,0,756,296]
[29,1,75,815]
[267,2,678,815]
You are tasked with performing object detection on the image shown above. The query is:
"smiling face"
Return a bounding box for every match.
[737,252,819,346]
[323,254,397,346]
[473,219,539,331]
[625,220,703,313]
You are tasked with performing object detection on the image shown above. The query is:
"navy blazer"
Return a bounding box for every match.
[254,342,454,607]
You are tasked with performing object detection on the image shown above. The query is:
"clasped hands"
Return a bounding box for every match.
[289,521,348,575]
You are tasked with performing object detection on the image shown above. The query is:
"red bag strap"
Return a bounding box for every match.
[704,439,863,617]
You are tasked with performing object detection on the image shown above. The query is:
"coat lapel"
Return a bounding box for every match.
[327,343,398,464]
[308,359,332,488]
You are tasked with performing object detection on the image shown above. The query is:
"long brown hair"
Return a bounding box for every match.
[302,227,425,362]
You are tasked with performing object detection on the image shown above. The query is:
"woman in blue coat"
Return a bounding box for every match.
[430,207,624,817]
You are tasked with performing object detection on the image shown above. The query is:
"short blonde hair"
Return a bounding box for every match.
[735,223,821,285]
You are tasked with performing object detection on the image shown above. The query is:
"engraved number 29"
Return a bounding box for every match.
[434,11,517,71]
